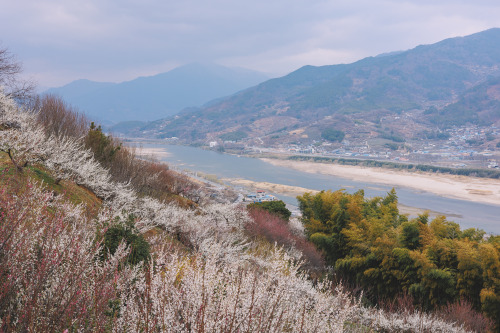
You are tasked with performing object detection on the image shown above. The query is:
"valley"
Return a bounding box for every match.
[132,142,500,234]
[172,116,500,171]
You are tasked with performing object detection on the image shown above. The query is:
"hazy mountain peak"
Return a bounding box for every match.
[45,63,270,123]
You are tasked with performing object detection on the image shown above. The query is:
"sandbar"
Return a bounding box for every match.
[261,158,500,207]
[225,178,320,197]
[135,147,171,159]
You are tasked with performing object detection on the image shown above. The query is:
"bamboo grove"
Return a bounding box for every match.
[298,189,500,328]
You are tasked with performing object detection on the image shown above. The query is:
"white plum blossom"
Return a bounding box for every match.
[353,306,470,333]
[116,246,355,333]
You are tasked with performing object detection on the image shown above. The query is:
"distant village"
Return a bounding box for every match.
[200,123,500,170]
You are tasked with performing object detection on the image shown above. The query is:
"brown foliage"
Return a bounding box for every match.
[34,94,89,138]
[246,207,324,270]
[439,299,494,333]
[32,94,201,205]
[378,293,416,314]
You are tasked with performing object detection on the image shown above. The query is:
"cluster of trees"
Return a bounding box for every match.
[247,200,291,221]
[380,132,405,143]
[29,94,203,205]
[298,189,499,330]
[417,129,451,140]
[384,142,402,150]
[218,130,248,142]
[321,128,345,142]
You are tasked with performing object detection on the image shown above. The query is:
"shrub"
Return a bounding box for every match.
[246,208,324,269]
[84,122,121,167]
[247,200,291,221]
[101,214,151,266]
[439,299,493,333]
[75,120,202,205]
[247,208,291,245]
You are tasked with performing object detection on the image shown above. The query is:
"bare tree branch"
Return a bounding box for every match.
[0,45,36,101]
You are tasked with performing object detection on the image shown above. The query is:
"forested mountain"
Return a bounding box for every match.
[45,63,269,123]
[142,28,500,142]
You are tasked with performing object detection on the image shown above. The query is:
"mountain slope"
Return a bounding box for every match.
[144,28,500,142]
[428,75,500,127]
[45,63,269,123]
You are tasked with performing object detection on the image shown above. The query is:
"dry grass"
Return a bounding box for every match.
[0,151,102,219]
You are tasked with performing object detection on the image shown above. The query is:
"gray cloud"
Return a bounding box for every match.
[2,0,500,87]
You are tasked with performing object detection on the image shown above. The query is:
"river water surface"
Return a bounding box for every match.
[140,143,500,234]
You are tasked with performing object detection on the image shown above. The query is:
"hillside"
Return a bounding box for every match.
[2,88,494,331]
[141,28,500,143]
[428,75,500,127]
[45,63,270,124]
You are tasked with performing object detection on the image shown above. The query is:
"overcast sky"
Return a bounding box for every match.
[2,0,500,88]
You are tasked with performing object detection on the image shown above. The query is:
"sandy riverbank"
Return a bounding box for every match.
[225,178,320,198]
[135,147,171,159]
[261,158,500,207]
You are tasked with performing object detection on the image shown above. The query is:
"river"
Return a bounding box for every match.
[139,143,499,234]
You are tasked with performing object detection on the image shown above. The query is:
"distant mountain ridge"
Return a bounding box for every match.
[45,63,270,124]
[142,28,500,143]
